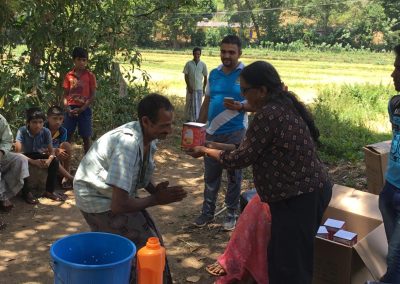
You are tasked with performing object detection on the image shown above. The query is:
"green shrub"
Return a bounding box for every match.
[313,83,394,162]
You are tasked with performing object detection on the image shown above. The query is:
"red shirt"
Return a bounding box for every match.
[63,69,97,107]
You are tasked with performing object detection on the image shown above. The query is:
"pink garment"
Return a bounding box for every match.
[216,194,271,284]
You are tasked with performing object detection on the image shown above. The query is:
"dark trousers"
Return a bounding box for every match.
[22,152,59,194]
[267,182,332,284]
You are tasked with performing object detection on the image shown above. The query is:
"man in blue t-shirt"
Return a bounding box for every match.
[379,44,400,283]
[196,35,249,231]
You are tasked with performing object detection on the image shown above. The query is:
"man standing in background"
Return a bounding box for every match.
[195,35,247,231]
[183,47,208,122]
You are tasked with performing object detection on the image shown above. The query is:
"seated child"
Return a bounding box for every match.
[0,113,29,211]
[45,106,74,188]
[15,107,67,203]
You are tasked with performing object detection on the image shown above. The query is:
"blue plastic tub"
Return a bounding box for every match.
[50,232,136,284]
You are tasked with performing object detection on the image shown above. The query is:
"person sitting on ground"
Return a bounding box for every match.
[0,113,29,229]
[15,107,67,203]
[45,106,74,188]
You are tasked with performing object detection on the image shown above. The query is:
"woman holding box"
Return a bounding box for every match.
[188,61,332,284]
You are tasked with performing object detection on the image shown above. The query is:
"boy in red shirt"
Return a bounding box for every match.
[63,47,96,153]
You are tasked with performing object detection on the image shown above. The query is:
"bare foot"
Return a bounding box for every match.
[23,192,39,204]
[206,262,226,276]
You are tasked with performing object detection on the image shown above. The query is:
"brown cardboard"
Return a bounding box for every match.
[363,140,391,194]
[313,184,387,284]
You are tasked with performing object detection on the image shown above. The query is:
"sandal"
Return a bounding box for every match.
[43,191,67,201]
[23,192,39,205]
[205,262,226,277]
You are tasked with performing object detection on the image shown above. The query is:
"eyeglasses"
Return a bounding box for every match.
[240,86,255,94]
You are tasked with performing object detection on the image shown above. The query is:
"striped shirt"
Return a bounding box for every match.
[73,121,156,213]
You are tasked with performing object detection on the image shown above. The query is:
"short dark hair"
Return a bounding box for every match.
[26,107,45,123]
[220,35,242,51]
[47,105,64,116]
[193,47,201,54]
[72,47,88,59]
[138,93,174,123]
[394,45,400,56]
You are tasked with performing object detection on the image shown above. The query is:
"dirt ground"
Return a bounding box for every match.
[0,134,368,284]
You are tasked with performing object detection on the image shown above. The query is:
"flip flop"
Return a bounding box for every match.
[205,262,227,277]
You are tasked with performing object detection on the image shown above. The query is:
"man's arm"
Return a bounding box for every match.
[184,74,193,94]
[15,141,45,168]
[111,184,187,214]
[197,95,210,123]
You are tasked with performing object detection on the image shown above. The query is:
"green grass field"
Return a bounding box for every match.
[136,50,394,104]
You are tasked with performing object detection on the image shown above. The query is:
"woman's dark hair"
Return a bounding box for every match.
[26,107,46,123]
[240,61,320,143]
[138,93,174,123]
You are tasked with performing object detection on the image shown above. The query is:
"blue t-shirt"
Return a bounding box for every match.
[16,126,52,153]
[206,63,247,135]
[386,94,400,187]
[44,122,67,148]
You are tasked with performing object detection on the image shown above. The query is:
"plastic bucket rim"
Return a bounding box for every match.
[50,232,136,270]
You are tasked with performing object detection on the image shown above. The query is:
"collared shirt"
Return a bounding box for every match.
[73,121,157,213]
[0,114,13,156]
[63,68,97,107]
[183,60,208,91]
[44,122,67,148]
[220,102,329,203]
[206,62,247,135]
[385,94,400,187]
[15,126,52,153]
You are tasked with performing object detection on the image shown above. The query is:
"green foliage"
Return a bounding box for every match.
[313,83,393,162]
[205,27,237,46]
[92,84,148,138]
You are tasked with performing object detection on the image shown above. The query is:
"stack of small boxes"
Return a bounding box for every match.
[317,218,358,247]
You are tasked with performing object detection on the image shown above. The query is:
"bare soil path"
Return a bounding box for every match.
[0,135,367,284]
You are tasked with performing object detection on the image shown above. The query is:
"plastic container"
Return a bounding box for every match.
[137,237,166,284]
[50,232,136,284]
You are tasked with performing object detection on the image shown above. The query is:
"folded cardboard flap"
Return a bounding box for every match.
[363,140,391,194]
[313,184,387,284]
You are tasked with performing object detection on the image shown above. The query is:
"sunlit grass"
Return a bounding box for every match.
[139,51,393,103]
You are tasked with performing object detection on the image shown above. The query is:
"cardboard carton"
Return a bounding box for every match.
[313,184,388,284]
[363,140,391,194]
